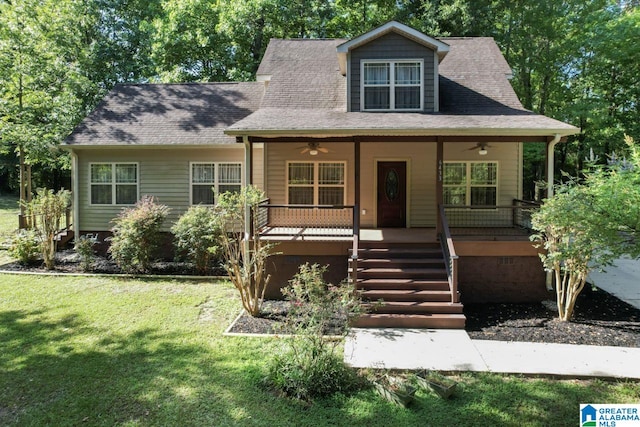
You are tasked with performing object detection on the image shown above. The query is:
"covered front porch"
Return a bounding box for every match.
[240,134,560,328]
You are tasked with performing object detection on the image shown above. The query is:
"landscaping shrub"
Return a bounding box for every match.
[171,206,221,274]
[108,196,169,273]
[265,263,363,401]
[23,188,71,269]
[8,229,40,265]
[74,235,97,272]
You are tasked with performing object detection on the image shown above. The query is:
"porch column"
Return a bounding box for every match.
[354,137,360,236]
[436,137,444,235]
[71,150,80,235]
[243,136,252,248]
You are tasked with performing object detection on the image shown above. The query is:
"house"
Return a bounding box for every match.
[64,21,579,328]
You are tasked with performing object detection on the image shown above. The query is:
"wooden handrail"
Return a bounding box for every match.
[439,205,459,303]
[256,203,355,209]
[351,203,359,287]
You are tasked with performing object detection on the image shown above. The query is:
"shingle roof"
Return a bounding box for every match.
[439,37,524,113]
[66,30,578,146]
[224,108,578,137]
[65,83,264,146]
[257,39,347,110]
[228,36,578,136]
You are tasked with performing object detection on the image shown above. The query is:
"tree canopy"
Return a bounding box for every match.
[0,0,638,194]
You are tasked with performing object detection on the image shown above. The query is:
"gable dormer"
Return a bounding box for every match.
[337,21,449,113]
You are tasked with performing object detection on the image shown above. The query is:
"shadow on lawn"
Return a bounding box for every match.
[0,308,266,426]
[0,307,634,426]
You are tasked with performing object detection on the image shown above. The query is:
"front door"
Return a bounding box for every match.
[377,161,407,227]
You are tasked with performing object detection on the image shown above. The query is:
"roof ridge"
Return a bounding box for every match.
[114,82,262,87]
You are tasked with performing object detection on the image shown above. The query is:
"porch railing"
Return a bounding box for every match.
[256,201,355,238]
[255,199,360,284]
[443,199,540,235]
[438,204,459,303]
[19,206,72,233]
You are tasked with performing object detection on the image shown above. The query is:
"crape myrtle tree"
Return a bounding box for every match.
[531,136,640,321]
[214,186,275,317]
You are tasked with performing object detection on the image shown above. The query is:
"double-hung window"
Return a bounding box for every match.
[362,60,423,111]
[90,163,138,205]
[191,162,242,205]
[443,162,498,206]
[287,162,346,205]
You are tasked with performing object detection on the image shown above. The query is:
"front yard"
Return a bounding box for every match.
[1,274,639,426]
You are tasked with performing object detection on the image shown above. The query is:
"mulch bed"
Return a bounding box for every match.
[465,285,640,347]
[4,250,639,348]
[230,286,640,348]
[0,249,226,276]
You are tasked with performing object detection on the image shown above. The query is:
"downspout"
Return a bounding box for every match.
[545,133,561,290]
[546,133,561,198]
[71,150,80,237]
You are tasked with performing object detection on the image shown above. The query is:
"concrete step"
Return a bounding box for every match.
[364,301,464,314]
[356,278,450,291]
[361,289,453,302]
[353,313,466,329]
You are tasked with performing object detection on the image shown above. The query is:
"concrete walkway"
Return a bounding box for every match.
[588,257,640,310]
[345,258,640,379]
[344,328,640,379]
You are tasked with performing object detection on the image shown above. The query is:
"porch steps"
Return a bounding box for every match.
[349,242,465,329]
[55,229,74,247]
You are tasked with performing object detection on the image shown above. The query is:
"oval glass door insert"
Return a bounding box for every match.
[385,169,399,201]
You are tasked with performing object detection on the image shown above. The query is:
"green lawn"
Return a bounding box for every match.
[0,274,639,426]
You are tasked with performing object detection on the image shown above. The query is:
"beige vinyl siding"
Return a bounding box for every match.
[266,142,355,204]
[443,142,520,206]
[264,141,521,229]
[359,142,437,228]
[265,142,355,227]
[76,147,250,231]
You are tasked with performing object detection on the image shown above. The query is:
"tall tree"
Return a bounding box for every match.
[151,0,229,82]
[0,0,91,202]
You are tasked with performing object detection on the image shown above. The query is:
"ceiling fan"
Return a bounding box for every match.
[299,142,329,156]
[465,142,492,156]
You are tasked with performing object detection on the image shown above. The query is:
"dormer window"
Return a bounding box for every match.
[362,60,423,111]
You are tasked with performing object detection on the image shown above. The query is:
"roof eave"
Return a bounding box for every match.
[225,126,579,138]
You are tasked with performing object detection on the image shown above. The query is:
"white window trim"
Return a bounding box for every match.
[286,161,347,206]
[189,162,243,206]
[89,162,139,206]
[361,59,424,112]
[443,161,499,206]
